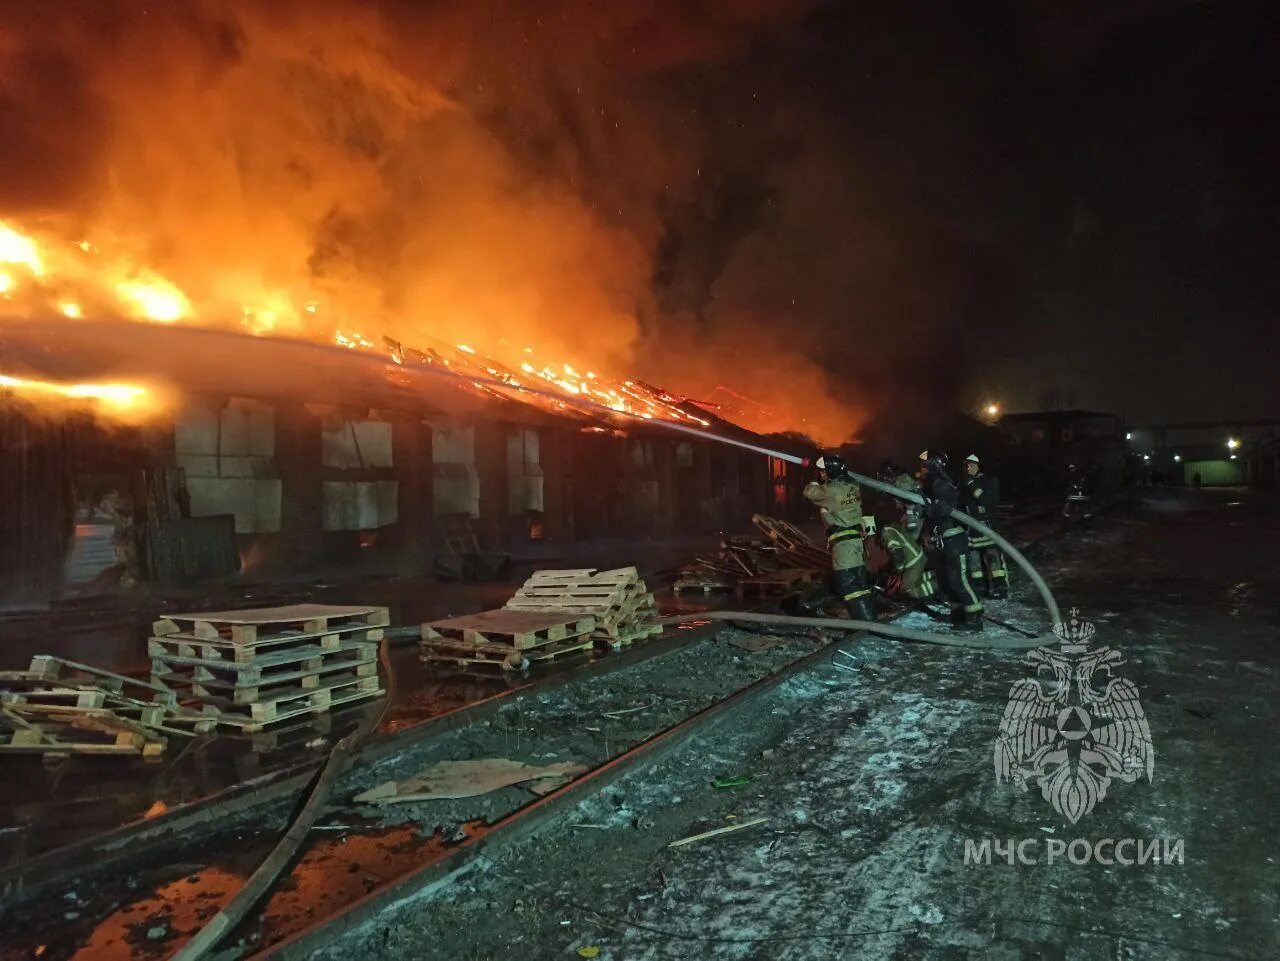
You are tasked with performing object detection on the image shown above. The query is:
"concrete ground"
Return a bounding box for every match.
[314,487,1280,961]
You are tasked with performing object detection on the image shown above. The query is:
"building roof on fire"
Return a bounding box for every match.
[0,317,803,455]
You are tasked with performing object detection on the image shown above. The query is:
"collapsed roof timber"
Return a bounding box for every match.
[0,318,812,601]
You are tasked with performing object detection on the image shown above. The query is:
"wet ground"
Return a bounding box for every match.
[0,534,722,868]
[306,487,1280,961]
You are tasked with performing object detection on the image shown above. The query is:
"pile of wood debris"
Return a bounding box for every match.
[0,655,214,759]
[674,514,830,599]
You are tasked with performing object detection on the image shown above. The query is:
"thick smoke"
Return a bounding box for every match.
[1,0,1013,444]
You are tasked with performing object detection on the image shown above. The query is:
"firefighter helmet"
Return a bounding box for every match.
[918,450,949,475]
[815,452,850,478]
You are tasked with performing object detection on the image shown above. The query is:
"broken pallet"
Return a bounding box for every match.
[0,705,167,758]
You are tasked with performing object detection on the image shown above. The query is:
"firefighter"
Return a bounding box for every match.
[879,516,937,600]
[804,453,876,621]
[918,451,983,631]
[1063,463,1092,527]
[880,459,924,536]
[960,454,1008,599]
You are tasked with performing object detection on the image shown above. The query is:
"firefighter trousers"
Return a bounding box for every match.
[938,529,983,616]
[966,535,1008,598]
[832,565,876,622]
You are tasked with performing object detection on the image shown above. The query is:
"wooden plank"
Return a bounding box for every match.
[26,656,178,706]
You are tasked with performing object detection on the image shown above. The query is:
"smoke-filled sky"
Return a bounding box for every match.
[1,0,1275,438]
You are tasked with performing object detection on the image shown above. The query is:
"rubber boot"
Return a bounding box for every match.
[846,592,877,623]
[949,607,965,626]
[962,610,984,633]
[990,581,1009,600]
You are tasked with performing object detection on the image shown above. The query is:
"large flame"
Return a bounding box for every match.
[0,4,859,444]
[0,372,155,420]
[0,217,712,429]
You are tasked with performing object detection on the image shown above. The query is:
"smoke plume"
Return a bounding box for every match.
[2,0,1011,444]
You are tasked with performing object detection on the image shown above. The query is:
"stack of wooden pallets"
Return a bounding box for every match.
[149,604,388,733]
[420,608,598,671]
[504,567,663,649]
[0,655,215,759]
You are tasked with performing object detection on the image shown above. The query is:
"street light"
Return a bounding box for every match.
[1173,454,1181,462]
[1227,437,1240,451]
[1125,432,1133,441]
[985,402,1000,419]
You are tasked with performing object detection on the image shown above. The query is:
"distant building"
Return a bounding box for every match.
[997,410,1127,497]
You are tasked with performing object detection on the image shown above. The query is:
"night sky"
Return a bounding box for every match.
[641,0,1280,426]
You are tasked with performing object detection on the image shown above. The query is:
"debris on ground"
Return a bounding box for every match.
[675,515,828,599]
[354,758,588,803]
[726,633,788,653]
[668,816,769,848]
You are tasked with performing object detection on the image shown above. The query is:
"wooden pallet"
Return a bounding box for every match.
[504,567,662,647]
[150,636,378,681]
[0,705,167,758]
[153,604,389,647]
[152,656,380,705]
[148,625,384,664]
[421,634,594,670]
[421,609,596,651]
[191,672,385,732]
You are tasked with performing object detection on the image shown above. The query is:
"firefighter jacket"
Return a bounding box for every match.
[880,523,925,573]
[892,472,921,497]
[804,476,864,571]
[921,471,964,540]
[961,473,1000,526]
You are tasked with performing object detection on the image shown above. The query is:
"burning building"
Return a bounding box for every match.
[0,317,811,601]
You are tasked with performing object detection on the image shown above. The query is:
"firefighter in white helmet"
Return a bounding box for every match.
[803,452,876,621]
[960,454,1008,599]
